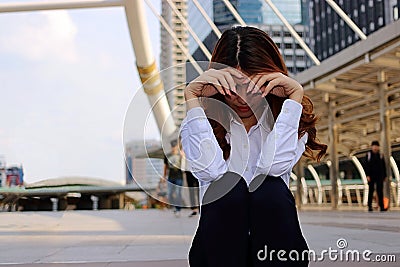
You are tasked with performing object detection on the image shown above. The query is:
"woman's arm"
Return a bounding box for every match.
[255,99,305,176]
[180,106,227,183]
[250,73,306,176]
[180,68,242,183]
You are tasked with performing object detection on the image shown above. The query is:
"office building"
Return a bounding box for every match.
[125,140,163,188]
[213,0,265,26]
[188,0,312,75]
[264,0,303,25]
[308,0,400,60]
[160,0,189,127]
[259,24,312,73]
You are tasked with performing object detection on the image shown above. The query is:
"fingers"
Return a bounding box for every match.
[253,75,270,94]
[261,77,286,97]
[214,75,232,96]
[246,73,277,93]
[224,67,244,79]
[221,71,237,94]
[188,69,303,99]
[206,68,243,96]
[259,73,303,99]
[243,72,304,99]
[246,75,260,93]
[208,77,228,96]
[192,69,228,96]
[221,68,246,94]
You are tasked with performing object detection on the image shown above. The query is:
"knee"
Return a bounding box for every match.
[202,172,249,209]
[250,176,294,209]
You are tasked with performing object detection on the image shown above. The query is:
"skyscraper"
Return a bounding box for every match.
[213,0,265,26]
[259,24,312,73]
[188,0,214,54]
[188,0,312,75]
[264,0,303,25]
[308,0,400,61]
[188,0,214,55]
[160,0,189,127]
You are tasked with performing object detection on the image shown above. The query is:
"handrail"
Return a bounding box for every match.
[390,156,400,206]
[351,156,368,206]
[307,164,322,204]
[390,156,400,183]
[351,156,368,185]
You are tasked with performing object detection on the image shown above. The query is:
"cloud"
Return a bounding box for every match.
[0,2,163,184]
[0,10,78,62]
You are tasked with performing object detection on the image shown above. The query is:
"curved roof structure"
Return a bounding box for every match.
[26,176,122,189]
[294,19,400,157]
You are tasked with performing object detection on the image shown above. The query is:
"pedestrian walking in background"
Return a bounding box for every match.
[181,151,200,217]
[164,139,183,217]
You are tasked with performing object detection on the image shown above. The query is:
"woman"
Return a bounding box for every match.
[180,26,327,267]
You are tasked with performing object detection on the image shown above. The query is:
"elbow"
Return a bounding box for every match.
[193,169,225,183]
[269,162,293,177]
[192,162,227,183]
[268,154,297,176]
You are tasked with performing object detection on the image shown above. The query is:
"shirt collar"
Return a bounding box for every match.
[228,103,274,132]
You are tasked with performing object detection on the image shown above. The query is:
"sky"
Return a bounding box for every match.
[0,0,162,184]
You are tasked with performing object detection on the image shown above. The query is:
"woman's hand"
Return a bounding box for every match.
[246,72,304,103]
[184,68,243,100]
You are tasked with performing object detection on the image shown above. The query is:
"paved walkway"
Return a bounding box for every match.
[0,209,399,266]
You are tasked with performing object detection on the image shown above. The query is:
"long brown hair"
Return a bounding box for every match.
[207,26,327,161]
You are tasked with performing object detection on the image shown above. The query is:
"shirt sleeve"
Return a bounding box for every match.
[256,99,306,176]
[180,107,227,183]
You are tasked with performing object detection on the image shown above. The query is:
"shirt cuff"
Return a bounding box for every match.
[182,107,212,135]
[277,99,302,128]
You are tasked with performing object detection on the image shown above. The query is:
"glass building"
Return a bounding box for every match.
[187,0,312,75]
[213,0,265,26]
[160,0,189,127]
[308,0,400,61]
[189,0,266,54]
[188,0,214,54]
[264,0,303,25]
[188,0,305,54]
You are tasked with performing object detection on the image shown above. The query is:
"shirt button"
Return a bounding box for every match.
[243,144,248,149]
[283,108,289,113]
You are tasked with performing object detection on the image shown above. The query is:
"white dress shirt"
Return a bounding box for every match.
[180,99,308,204]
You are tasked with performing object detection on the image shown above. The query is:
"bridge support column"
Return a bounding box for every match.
[378,70,392,209]
[124,0,177,146]
[295,160,305,210]
[91,195,99,211]
[50,198,58,212]
[119,193,125,209]
[328,94,339,209]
